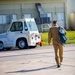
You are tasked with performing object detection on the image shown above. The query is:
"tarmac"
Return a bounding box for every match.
[0,44,75,75]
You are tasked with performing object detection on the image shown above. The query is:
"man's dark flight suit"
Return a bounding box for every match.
[48,26,65,65]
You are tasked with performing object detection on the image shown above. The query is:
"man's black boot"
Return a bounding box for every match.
[57,64,60,68]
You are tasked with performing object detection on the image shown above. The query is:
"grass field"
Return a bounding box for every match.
[41,31,75,46]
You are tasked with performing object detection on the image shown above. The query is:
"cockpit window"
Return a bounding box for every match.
[10,22,23,31]
[24,22,28,31]
[26,20,38,31]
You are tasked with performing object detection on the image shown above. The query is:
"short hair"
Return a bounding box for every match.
[53,20,57,24]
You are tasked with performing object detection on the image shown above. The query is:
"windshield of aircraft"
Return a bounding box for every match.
[25,20,38,31]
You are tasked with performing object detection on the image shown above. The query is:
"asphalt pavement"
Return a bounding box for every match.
[0,44,75,75]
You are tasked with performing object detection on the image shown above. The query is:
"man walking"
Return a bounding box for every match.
[48,20,66,68]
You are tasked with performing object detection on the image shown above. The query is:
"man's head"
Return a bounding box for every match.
[52,20,58,26]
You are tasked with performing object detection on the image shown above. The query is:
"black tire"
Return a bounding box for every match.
[0,42,4,51]
[17,39,28,49]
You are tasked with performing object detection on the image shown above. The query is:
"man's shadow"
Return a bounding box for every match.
[6,65,57,74]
